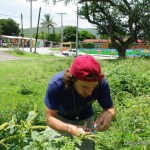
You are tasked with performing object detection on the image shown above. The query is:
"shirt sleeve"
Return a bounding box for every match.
[97,79,113,109]
[44,83,60,110]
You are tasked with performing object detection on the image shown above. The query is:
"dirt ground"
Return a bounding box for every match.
[0,51,22,62]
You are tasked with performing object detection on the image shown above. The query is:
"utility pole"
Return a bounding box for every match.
[34,7,41,53]
[21,13,24,51]
[30,0,32,52]
[76,5,79,57]
[26,0,37,52]
[57,12,66,51]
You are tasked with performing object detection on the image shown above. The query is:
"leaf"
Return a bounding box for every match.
[31,131,43,142]
[26,110,37,123]
[0,122,8,130]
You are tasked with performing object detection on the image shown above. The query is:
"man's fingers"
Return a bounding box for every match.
[97,119,110,131]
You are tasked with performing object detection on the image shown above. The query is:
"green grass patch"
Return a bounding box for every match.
[0,55,73,124]
[0,53,150,149]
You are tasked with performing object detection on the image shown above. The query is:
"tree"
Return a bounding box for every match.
[33,31,60,43]
[63,26,77,42]
[46,33,60,42]
[79,30,96,41]
[0,25,3,35]
[48,0,150,58]
[63,26,96,42]
[80,0,150,58]
[0,18,20,36]
[40,14,56,34]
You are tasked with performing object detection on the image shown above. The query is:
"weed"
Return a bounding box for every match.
[17,85,32,95]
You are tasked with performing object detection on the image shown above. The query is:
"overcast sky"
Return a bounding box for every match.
[0,0,96,29]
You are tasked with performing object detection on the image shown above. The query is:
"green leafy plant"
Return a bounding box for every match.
[18,85,33,95]
[13,49,25,55]
[0,53,150,149]
[0,107,100,150]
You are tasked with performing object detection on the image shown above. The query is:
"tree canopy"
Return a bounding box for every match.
[63,26,77,42]
[0,18,20,36]
[40,14,57,34]
[63,26,96,42]
[79,0,150,57]
[79,30,96,41]
[47,0,150,58]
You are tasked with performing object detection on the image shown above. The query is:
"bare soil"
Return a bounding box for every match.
[0,51,22,62]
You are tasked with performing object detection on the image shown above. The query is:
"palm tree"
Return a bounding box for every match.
[40,14,56,34]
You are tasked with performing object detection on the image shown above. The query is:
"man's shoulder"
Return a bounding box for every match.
[95,78,110,92]
[47,71,65,91]
[50,71,65,83]
[99,78,109,86]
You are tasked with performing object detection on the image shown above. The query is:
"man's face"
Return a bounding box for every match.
[73,79,98,98]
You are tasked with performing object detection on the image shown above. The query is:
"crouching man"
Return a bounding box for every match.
[44,55,115,150]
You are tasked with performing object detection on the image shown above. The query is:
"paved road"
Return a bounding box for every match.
[27,47,118,59]
[23,47,54,55]
[0,47,118,60]
[0,49,23,62]
[22,47,66,57]
[0,47,54,54]
[0,47,65,62]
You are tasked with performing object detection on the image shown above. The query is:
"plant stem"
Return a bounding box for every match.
[0,135,20,143]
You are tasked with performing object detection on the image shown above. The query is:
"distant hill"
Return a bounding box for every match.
[23,26,99,38]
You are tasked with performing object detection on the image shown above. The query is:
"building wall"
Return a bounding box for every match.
[130,43,149,49]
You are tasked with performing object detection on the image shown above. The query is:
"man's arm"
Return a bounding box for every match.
[45,107,89,136]
[104,106,116,119]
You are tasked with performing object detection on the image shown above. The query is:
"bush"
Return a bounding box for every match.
[82,42,95,48]
[17,85,33,95]
[13,49,25,55]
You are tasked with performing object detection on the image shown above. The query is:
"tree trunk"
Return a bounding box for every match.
[48,27,49,34]
[117,48,126,58]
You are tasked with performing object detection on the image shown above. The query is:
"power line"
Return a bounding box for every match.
[0,13,39,21]
[0,13,20,18]
[0,6,30,20]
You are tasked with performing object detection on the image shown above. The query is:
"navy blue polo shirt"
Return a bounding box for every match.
[44,70,113,121]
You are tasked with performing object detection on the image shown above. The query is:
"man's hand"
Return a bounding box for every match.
[67,124,90,136]
[94,111,112,131]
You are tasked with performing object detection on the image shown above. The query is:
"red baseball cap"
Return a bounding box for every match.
[70,55,104,82]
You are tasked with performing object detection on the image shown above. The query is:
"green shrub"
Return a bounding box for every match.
[17,85,33,95]
[82,42,95,48]
[0,56,150,149]
[14,49,25,55]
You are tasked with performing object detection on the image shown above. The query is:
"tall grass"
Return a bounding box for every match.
[0,52,150,149]
[0,54,73,124]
